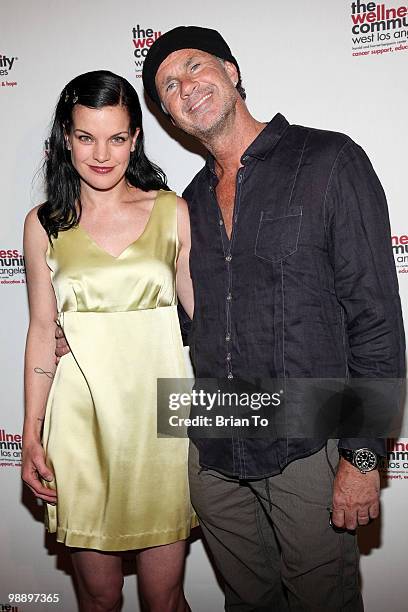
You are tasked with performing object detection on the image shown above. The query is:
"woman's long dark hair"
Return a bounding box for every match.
[38,70,169,239]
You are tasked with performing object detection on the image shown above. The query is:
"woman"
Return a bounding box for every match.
[22,70,196,612]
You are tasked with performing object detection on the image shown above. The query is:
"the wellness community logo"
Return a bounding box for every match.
[0,53,18,89]
[131,24,162,78]
[392,233,408,274]
[0,248,25,285]
[380,439,408,480]
[0,428,22,468]
[351,1,408,56]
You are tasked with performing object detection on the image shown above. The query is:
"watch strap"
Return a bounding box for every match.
[338,447,378,472]
[338,448,354,463]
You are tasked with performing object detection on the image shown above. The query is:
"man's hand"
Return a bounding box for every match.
[55,325,70,363]
[22,440,57,504]
[332,457,380,530]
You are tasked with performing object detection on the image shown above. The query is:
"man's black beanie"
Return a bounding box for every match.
[142,26,240,109]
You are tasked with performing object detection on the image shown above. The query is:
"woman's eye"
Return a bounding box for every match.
[78,135,92,143]
[111,136,126,143]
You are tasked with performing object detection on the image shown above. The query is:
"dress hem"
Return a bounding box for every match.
[46,516,199,551]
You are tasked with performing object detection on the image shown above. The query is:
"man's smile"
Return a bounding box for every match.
[189,93,212,112]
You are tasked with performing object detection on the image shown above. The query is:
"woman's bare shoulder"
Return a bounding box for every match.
[24,205,49,250]
[176,195,189,217]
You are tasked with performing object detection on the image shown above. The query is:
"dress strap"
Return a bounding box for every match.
[149,190,178,246]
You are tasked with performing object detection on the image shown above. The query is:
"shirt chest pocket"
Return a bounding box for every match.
[255,207,302,263]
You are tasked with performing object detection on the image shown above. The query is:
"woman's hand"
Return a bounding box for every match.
[55,325,70,363]
[22,438,57,504]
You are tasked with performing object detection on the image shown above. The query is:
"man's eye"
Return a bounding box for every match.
[191,63,200,71]
[166,82,177,92]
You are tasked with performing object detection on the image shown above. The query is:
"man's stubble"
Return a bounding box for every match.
[172,89,239,148]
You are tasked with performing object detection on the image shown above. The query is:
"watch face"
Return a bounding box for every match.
[354,449,377,472]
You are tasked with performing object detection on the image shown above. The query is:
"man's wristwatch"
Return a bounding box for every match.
[338,448,378,473]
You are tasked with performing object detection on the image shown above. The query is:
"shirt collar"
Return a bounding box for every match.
[206,112,289,175]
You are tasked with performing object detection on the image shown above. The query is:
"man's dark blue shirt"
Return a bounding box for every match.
[181,113,405,479]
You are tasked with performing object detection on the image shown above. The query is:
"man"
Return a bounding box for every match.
[140,26,405,611]
[58,26,404,611]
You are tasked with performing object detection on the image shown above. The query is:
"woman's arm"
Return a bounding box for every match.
[22,207,58,503]
[176,197,194,320]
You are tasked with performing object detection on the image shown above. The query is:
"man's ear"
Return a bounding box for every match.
[224,60,239,86]
[160,103,176,126]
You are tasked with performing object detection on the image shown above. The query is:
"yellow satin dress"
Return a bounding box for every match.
[42,190,196,551]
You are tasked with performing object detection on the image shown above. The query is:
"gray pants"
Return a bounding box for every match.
[188,441,364,612]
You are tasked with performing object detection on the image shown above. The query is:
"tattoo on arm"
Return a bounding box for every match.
[34,367,54,379]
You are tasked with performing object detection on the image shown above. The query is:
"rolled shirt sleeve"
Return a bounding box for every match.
[325,140,405,455]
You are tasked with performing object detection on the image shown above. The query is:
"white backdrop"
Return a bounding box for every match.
[0,1,407,610]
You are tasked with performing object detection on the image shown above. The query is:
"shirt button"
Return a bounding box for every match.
[219,219,223,226]
[226,293,232,301]
[238,174,243,183]
[225,334,231,341]
[225,255,232,262]
[242,155,248,161]
[226,353,231,361]
[228,373,234,380]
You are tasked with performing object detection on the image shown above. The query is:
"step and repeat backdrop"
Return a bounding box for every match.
[1,0,407,610]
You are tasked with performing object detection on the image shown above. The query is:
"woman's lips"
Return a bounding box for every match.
[88,166,115,174]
